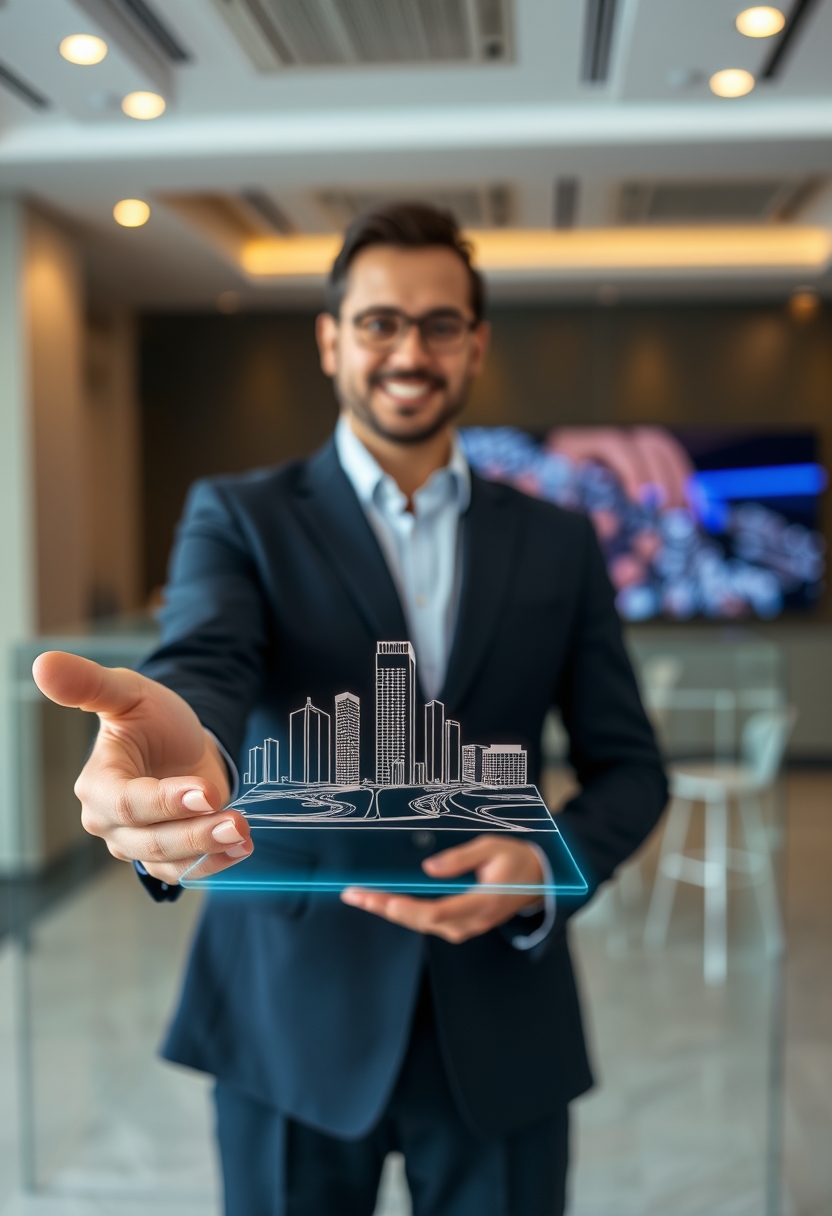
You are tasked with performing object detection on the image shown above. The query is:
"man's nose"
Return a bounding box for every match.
[390,321,431,364]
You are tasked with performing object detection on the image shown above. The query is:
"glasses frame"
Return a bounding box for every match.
[347,307,479,353]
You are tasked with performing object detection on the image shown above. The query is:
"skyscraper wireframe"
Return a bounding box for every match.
[376,641,416,785]
[289,697,331,783]
[444,719,461,783]
[263,738,280,783]
[424,700,445,784]
[335,692,360,785]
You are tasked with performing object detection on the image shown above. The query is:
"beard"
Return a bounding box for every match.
[336,369,470,445]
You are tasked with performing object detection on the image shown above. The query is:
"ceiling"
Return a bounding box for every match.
[1,0,831,309]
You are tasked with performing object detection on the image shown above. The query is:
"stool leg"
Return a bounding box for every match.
[644,797,692,948]
[738,793,784,959]
[704,793,729,985]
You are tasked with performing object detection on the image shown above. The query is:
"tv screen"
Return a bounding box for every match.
[459,426,826,621]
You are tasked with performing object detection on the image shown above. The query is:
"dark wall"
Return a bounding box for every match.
[140,301,832,598]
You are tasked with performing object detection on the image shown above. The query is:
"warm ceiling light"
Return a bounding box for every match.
[59,34,108,65]
[709,68,756,97]
[788,288,821,321]
[241,228,832,278]
[113,199,150,227]
[735,7,786,37]
[121,91,166,120]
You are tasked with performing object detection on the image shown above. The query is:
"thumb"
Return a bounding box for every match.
[33,651,143,717]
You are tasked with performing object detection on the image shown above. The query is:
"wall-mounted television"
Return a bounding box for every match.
[460,426,826,622]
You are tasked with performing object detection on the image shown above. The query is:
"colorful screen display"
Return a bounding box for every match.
[460,427,826,621]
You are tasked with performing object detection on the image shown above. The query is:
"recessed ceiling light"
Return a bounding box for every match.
[735,7,785,37]
[121,91,166,120]
[709,68,755,97]
[59,34,108,65]
[113,199,150,227]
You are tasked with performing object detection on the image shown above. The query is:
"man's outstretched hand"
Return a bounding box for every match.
[341,835,545,943]
[32,652,252,885]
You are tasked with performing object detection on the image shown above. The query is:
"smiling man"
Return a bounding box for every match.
[33,204,667,1216]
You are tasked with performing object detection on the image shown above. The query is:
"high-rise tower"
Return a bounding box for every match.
[444,719,461,783]
[334,692,360,785]
[289,697,331,783]
[376,641,416,785]
[424,700,445,784]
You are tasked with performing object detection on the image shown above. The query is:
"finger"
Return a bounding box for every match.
[341,888,526,942]
[549,430,646,505]
[137,837,254,886]
[422,835,501,876]
[107,809,251,866]
[634,428,693,509]
[77,771,233,834]
[33,652,143,717]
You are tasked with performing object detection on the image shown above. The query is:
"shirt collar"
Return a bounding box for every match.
[335,414,470,516]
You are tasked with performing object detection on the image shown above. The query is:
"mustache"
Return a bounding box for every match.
[369,370,447,391]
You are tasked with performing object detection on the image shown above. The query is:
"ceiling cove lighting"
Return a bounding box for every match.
[709,68,755,96]
[240,228,832,278]
[59,34,108,64]
[121,90,165,119]
[113,199,150,227]
[735,6,786,37]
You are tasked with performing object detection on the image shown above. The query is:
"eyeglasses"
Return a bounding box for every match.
[349,308,478,353]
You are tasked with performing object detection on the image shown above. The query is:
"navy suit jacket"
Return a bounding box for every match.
[141,438,667,1139]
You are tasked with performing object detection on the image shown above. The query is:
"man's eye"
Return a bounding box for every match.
[424,318,463,340]
[363,316,399,337]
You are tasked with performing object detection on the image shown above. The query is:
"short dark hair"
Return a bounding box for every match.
[324,201,485,322]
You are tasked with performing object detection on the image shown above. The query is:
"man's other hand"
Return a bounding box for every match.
[340,836,545,943]
[32,652,252,885]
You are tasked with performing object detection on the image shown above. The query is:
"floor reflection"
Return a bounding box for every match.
[0,773,828,1215]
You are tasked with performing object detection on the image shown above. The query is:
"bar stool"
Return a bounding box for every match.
[644,707,795,985]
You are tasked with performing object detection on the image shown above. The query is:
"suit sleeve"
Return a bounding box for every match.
[139,478,272,766]
[542,515,668,933]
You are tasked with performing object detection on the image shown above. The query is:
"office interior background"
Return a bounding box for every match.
[0,0,831,1213]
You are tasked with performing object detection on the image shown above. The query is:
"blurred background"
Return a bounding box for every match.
[0,1,830,1213]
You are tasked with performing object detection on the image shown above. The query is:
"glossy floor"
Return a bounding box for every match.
[0,773,829,1216]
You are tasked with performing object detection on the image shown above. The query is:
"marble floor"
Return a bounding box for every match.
[0,772,829,1216]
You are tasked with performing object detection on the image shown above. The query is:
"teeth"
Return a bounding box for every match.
[382,380,431,401]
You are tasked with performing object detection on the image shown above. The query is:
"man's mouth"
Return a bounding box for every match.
[373,375,444,404]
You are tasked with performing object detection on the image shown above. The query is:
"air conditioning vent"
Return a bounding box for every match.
[618,180,814,224]
[212,0,513,69]
[314,185,515,230]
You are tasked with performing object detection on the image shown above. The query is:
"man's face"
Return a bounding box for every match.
[316,245,490,445]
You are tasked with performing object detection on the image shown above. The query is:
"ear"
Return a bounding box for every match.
[469,320,491,377]
[316,312,339,377]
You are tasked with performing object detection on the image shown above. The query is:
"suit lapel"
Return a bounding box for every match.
[292,440,408,642]
[441,475,522,713]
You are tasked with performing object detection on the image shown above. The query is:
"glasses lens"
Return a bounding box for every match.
[354,312,403,348]
[421,315,468,347]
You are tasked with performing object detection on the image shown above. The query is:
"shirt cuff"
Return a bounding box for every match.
[511,844,556,951]
[204,729,239,802]
[133,860,184,902]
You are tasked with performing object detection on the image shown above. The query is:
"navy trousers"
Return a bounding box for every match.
[215,974,569,1216]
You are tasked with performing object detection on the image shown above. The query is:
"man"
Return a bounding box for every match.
[34,204,667,1216]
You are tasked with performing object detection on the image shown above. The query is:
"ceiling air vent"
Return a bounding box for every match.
[314,185,515,230]
[212,0,513,69]
[618,180,815,224]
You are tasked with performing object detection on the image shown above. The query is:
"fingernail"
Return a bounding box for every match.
[212,819,244,845]
[226,841,252,859]
[183,790,212,812]
[341,888,362,905]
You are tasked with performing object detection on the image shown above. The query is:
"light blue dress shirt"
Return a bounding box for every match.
[334,415,469,703]
[335,416,555,949]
